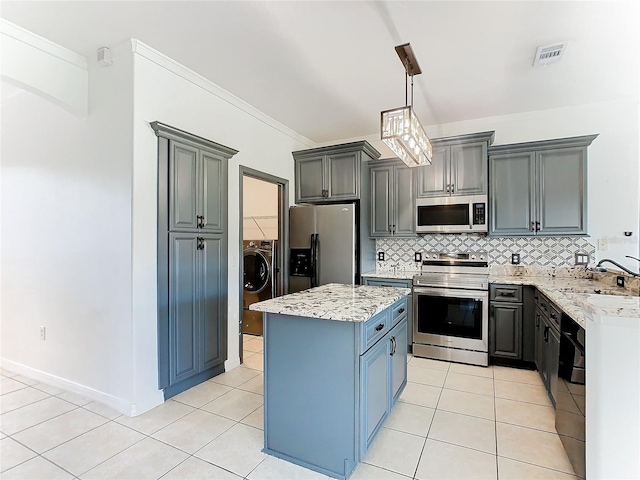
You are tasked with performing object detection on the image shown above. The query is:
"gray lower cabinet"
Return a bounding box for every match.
[369,159,415,237]
[489,135,597,236]
[293,141,381,203]
[169,233,225,384]
[362,277,413,349]
[263,298,408,480]
[152,121,238,397]
[534,289,561,407]
[489,284,523,360]
[415,132,494,198]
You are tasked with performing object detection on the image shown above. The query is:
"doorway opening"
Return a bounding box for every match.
[239,167,288,365]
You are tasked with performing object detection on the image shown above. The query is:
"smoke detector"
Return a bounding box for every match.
[533,42,568,66]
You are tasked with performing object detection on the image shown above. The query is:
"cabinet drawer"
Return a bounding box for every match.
[363,311,390,352]
[548,304,561,331]
[391,298,408,325]
[490,285,522,303]
[535,290,549,312]
[362,277,412,288]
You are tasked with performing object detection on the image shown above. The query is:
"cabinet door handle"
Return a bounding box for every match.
[392,224,396,234]
[197,237,204,250]
[197,215,204,229]
[530,221,536,232]
[535,221,540,232]
[390,336,396,356]
[535,313,540,327]
[543,325,549,342]
[375,323,385,332]
[388,225,392,233]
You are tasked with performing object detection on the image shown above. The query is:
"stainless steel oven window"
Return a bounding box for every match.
[413,287,488,352]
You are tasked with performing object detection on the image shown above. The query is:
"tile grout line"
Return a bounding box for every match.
[493,364,500,479]
[410,361,450,479]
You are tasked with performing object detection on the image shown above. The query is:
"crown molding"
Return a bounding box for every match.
[130,39,315,148]
[0,19,87,69]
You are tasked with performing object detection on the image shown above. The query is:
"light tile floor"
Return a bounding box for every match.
[0,335,581,479]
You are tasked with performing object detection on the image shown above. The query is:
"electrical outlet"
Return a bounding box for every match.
[40,326,46,340]
[617,276,625,288]
[414,252,422,263]
[377,251,385,261]
[511,253,521,265]
[597,238,608,251]
[574,253,590,265]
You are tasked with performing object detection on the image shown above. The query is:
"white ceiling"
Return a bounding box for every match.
[2,1,638,143]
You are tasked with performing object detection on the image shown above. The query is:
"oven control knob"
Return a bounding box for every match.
[432,254,437,259]
[480,255,485,260]
[471,255,476,260]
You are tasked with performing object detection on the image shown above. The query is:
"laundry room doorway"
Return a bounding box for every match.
[239,167,288,365]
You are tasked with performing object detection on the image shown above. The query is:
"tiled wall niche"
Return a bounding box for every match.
[376,235,597,270]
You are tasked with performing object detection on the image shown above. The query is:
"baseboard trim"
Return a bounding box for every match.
[0,358,163,417]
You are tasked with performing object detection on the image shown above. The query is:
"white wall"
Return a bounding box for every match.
[243,177,279,240]
[337,99,640,270]
[1,47,136,412]
[130,40,313,405]
[0,19,88,116]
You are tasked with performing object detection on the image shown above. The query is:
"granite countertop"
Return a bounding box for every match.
[489,275,639,328]
[249,283,411,322]
[362,270,638,328]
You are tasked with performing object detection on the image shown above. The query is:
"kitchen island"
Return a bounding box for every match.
[249,283,411,480]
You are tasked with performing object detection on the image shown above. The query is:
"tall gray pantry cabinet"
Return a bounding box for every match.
[152,122,238,399]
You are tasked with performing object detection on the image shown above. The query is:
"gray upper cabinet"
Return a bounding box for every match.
[537,148,587,235]
[415,146,448,197]
[293,141,381,203]
[296,156,325,203]
[416,132,494,198]
[169,141,227,234]
[489,134,597,236]
[370,159,415,237]
[490,152,535,235]
[170,142,199,230]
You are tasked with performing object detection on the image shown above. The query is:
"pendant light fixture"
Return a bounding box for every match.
[381,43,433,167]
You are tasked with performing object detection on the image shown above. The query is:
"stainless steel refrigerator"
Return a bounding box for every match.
[289,203,366,293]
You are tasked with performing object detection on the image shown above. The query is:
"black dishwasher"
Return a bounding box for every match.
[555,313,585,479]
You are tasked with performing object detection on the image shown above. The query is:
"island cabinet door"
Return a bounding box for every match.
[360,336,391,453]
[390,317,408,404]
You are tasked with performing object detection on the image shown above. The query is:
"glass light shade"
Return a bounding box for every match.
[380,106,433,167]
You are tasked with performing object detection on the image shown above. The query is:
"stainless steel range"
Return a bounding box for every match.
[413,252,489,366]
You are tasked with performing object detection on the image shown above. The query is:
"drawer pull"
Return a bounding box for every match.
[499,290,516,297]
[375,323,385,332]
[397,308,405,314]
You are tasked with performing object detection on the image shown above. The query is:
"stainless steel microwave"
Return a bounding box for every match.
[416,195,487,234]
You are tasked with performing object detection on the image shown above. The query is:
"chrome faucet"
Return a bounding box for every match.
[595,256,640,277]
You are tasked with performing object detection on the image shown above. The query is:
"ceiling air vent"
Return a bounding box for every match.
[533,42,568,66]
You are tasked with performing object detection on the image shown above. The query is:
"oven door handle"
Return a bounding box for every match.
[413,286,488,300]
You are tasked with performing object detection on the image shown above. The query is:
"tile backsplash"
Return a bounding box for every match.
[376,234,596,270]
